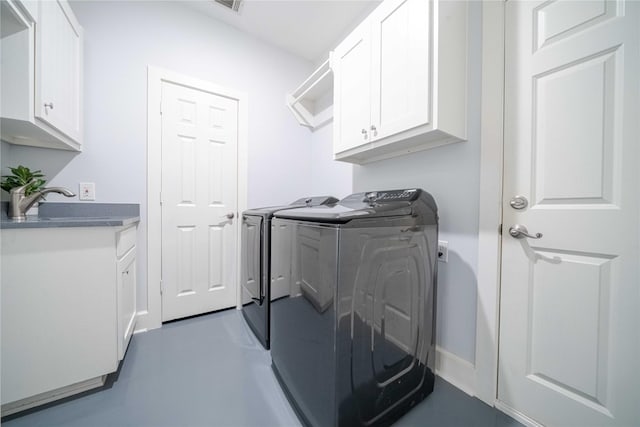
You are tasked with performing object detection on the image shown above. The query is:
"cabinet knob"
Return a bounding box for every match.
[370,125,378,137]
[44,102,54,111]
[361,128,368,139]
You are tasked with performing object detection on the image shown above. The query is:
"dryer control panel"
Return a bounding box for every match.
[359,189,420,204]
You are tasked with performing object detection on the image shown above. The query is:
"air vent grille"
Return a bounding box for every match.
[214,0,242,13]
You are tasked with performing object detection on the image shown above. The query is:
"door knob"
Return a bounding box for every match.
[509,224,542,239]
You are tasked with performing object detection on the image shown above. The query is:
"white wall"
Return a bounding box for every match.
[352,1,482,364]
[2,1,320,317]
[309,121,353,199]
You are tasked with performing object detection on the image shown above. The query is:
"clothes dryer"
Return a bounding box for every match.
[240,196,338,349]
[270,189,438,427]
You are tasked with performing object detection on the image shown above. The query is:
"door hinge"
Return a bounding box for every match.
[160,280,163,295]
[159,192,162,205]
[498,223,503,235]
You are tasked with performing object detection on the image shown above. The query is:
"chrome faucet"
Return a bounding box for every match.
[8,181,76,221]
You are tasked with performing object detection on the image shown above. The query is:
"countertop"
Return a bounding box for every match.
[1,202,140,229]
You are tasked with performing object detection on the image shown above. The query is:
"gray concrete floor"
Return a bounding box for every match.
[3,309,522,427]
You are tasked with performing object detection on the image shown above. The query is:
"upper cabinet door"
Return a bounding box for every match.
[332,21,372,154]
[332,0,467,165]
[35,0,82,142]
[370,0,430,141]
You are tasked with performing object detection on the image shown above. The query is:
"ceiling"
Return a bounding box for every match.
[183,0,381,63]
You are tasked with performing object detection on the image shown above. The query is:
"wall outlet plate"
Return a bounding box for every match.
[79,182,96,201]
[438,240,448,263]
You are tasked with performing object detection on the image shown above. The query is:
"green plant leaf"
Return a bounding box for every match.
[1,165,47,196]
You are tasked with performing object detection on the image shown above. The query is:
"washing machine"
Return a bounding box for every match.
[270,189,438,427]
[240,196,338,350]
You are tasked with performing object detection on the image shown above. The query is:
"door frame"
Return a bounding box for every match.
[139,66,248,331]
[474,0,505,409]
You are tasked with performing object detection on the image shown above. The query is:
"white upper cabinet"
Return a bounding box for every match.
[332,0,468,164]
[35,0,82,143]
[1,0,83,151]
[333,19,371,154]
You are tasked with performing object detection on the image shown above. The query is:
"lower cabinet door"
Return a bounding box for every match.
[117,248,137,360]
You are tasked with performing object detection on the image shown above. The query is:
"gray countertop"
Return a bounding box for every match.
[1,202,140,229]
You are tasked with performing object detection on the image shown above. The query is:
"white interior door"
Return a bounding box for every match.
[161,81,238,322]
[499,1,639,426]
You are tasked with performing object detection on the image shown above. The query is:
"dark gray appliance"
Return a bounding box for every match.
[240,196,338,350]
[270,189,438,427]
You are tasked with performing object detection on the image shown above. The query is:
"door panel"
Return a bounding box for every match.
[370,0,429,140]
[533,0,618,51]
[333,21,371,154]
[533,48,618,205]
[35,0,81,140]
[161,81,238,322]
[499,1,639,426]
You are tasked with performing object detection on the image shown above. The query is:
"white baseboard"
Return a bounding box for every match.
[1,376,106,416]
[495,400,543,427]
[435,346,477,397]
[133,310,161,334]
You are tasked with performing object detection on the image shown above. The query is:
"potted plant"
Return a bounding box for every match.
[1,165,47,215]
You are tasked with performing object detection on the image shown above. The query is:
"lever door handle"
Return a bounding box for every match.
[223,212,234,220]
[509,224,542,239]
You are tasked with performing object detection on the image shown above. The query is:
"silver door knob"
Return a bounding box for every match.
[224,212,234,220]
[509,224,542,239]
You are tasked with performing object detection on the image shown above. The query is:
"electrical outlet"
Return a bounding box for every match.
[79,182,96,201]
[438,240,448,263]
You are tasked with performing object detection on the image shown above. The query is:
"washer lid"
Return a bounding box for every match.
[242,195,338,217]
[274,189,437,224]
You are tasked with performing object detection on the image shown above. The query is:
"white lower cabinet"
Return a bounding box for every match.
[117,248,137,360]
[116,225,137,361]
[0,224,137,416]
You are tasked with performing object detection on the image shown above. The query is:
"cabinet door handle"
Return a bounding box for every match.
[370,125,378,137]
[361,128,368,139]
[44,102,54,113]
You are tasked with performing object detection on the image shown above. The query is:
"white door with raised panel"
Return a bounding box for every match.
[35,0,82,142]
[499,1,639,426]
[161,81,238,322]
[332,20,371,154]
[370,0,429,141]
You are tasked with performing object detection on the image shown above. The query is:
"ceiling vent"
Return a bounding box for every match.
[214,0,243,13]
